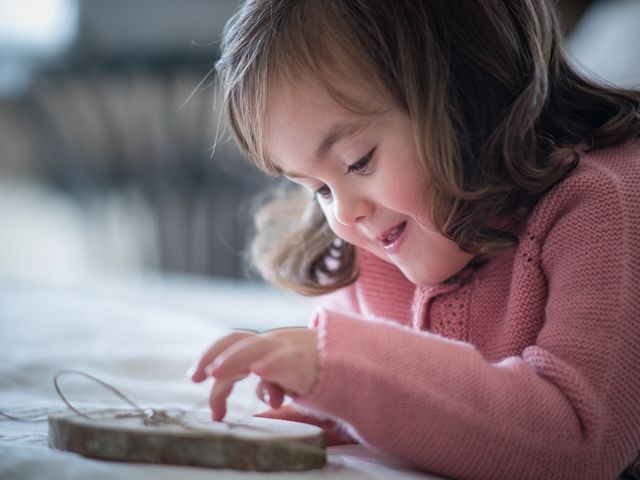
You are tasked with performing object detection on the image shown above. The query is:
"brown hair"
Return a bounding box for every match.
[216,0,640,296]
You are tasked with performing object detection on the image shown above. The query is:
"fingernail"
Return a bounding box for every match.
[186,365,197,378]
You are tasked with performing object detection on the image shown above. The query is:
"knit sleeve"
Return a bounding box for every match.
[292,159,640,479]
[521,159,640,476]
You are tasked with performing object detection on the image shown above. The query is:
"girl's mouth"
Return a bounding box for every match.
[379,221,407,254]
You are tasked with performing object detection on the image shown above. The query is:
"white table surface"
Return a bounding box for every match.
[0,274,444,480]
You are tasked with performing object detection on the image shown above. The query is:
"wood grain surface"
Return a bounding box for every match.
[48,408,326,471]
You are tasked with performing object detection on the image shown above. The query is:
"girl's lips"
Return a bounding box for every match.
[379,221,407,253]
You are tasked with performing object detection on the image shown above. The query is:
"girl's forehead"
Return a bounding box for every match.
[268,79,344,123]
[260,72,394,174]
[266,80,369,140]
[264,83,355,168]
[266,75,387,131]
[264,84,395,178]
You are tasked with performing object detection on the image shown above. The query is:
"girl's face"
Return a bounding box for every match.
[265,79,474,286]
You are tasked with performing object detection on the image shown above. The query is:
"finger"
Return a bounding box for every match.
[209,375,244,421]
[266,382,285,409]
[191,331,255,382]
[250,345,307,394]
[253,404,307,421]
[255,380,285,409]
[208,335,278,379]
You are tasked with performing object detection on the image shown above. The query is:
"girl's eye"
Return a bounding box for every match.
[315,184,332,199]
[314,148,376,200]
[347,148,375,174]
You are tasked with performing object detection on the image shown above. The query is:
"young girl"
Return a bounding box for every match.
[189,1,640,478]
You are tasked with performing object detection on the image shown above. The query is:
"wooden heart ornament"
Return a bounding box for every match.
[48,407,326,471]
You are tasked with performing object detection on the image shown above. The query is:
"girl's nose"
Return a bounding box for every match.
[333,193,374,226]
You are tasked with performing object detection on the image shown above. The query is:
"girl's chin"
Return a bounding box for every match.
[364,246,396,264]
[396,263,453,287]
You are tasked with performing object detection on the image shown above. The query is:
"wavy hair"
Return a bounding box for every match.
[216,0,640,295]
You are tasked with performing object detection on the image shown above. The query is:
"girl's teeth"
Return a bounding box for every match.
[386,227,400,242]
[384,222,406,244]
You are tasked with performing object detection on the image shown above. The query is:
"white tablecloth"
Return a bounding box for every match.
[0,275,443,479]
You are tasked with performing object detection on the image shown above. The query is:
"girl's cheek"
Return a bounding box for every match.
[320,199,374,249]
[324,215,367,250]
[319,204,345,236]
[323,213,345,239]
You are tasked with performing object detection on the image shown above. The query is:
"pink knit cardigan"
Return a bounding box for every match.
[288,141,640,480]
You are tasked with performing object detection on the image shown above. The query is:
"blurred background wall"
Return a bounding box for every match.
[0,0,638,285]
[0,0,278,284]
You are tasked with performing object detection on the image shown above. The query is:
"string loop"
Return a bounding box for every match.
[2,369,289,432]
[53,369,145,419]
[0,368,331,463]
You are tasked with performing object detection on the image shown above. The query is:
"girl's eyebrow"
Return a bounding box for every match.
[281,119,370,179]
[314,119,369,159]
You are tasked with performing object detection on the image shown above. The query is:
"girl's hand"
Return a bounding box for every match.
[255,404,359,446]
[189,328,319,421]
